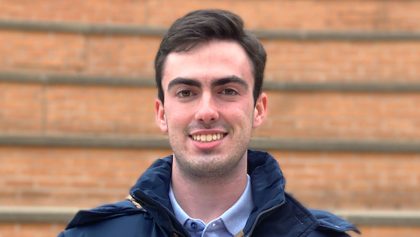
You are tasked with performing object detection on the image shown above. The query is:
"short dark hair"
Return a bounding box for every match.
[154,9,267,104]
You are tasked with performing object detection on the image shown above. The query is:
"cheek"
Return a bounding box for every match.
[223,106,254,124]
[165,109,190,129]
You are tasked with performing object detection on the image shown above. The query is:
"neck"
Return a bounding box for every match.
[171,155,248,223]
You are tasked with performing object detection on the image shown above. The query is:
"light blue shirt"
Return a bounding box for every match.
[169,175,254,237]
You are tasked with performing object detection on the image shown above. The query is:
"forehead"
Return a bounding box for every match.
[162,40,253,87]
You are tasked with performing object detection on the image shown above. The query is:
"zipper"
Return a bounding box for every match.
[244,200,285,237]
[130,191,189,237]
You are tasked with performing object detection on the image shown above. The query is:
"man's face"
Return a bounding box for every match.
[155,40,267,178]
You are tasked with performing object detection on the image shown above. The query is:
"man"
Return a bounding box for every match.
[59,9,358,237]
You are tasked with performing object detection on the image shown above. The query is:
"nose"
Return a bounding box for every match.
[194,93,219,124]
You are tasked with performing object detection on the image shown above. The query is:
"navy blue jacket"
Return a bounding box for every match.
[59,150,359,237]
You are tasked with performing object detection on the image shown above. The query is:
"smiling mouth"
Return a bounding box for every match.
[191,133,226,142]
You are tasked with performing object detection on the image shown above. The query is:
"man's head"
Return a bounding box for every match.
[154,9,268,179]
[154,9,266,105]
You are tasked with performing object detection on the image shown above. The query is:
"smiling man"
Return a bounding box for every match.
[59,9,358,237]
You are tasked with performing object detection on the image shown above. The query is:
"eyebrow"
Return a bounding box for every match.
[211,76,249,90]
[166,76,249,91]
[167,77,202,91]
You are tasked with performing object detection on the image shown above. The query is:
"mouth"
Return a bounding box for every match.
[190,132,226,143]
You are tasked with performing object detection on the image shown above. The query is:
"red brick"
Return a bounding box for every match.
[0,223,65,237]
[1,31,420,82]
[145,0,420,31]
[357,226,420,237]
[0,0,146,24]
[1,1,420,31]
[1,147,419,209]
[0,1,419,232]
[0,146,171,207]
[84,35,158,77]
[270,150,420,209]
[263,41,420,82]
[258,92,420,139]
[0,31,85,71]
[0,83,44,133]
[3,83,419,140]
[45,85,160,135]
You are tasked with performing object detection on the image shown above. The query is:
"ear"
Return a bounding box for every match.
[253,92,268,128]
[155,99,168,133]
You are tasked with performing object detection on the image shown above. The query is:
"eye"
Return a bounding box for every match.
[176,89,194,98]
[220,88,239,96]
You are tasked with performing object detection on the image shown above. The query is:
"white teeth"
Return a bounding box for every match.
[192,133,225,142]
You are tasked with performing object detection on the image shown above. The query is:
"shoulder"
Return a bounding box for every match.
[58,198,152,237]
[308,209,360,237]
[282,193,359,237]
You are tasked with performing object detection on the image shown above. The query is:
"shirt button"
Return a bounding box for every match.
[191,222,197,230]
[212,223,217,227]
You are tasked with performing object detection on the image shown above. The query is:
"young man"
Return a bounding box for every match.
[59,9,358,237]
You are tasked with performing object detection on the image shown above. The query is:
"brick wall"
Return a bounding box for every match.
[1,0,420,30]
[1,33,420,82]
[0,1,419,236]
[3,83,419,139]
[1,147,418,210]
[0,223,65,237]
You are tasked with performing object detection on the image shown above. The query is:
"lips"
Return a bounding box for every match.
[191,133,225,142]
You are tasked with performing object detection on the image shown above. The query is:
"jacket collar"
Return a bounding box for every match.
[130,150,293,235]
[247,150,286,211]
[130,156,174,211]
[130,156,182,235]
[130,150,287,214]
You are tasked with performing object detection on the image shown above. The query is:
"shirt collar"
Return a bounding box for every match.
[169,175,254,235]
[169,186,190,226]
